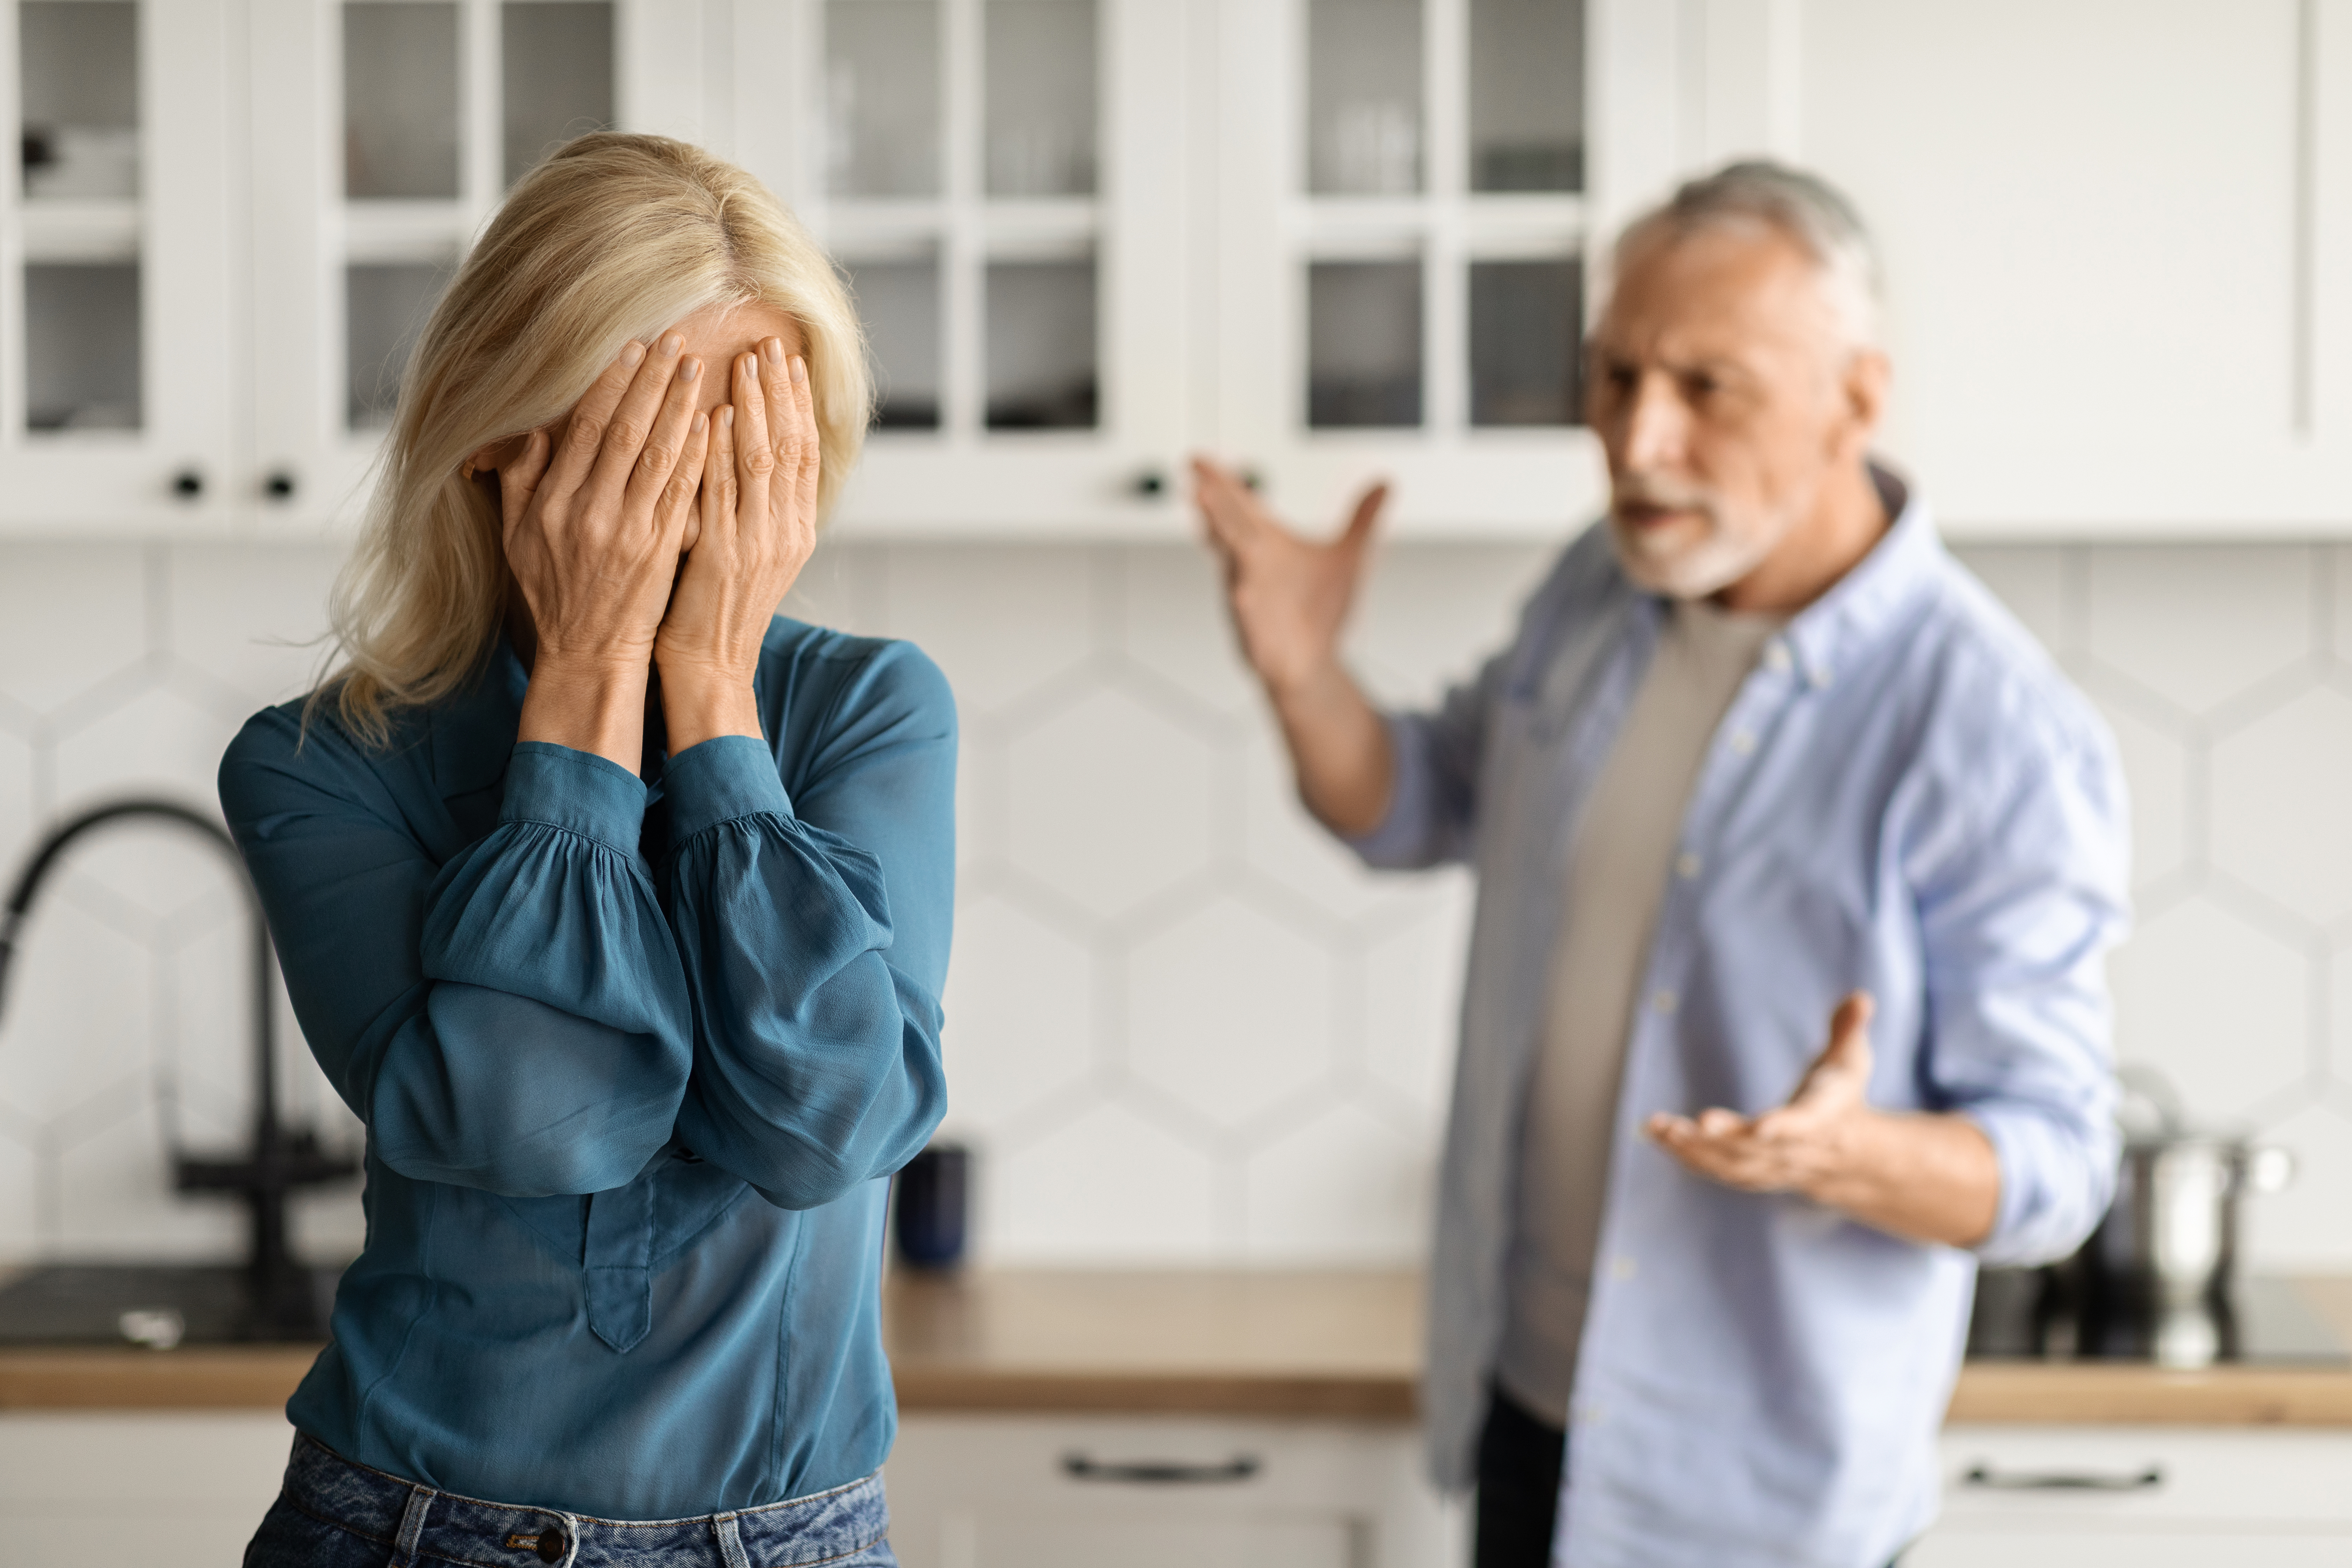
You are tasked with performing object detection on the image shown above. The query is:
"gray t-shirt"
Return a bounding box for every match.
[1495,596,1786,1422]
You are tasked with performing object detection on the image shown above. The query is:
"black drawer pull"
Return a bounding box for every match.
[1963,1462,2163,1492]
[1061,1452,1262,1485]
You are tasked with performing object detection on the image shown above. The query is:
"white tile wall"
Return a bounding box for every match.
[0,535,2348,1274]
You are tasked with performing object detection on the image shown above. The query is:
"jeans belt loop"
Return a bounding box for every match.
[714,1510,754,1568]
[392,1482,436,1567]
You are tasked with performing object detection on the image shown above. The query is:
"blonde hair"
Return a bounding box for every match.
[319,132,870,745]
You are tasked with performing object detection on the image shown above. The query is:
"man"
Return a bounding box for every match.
[1192,163,2126,1568]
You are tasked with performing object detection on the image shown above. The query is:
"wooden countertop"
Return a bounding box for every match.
[3,1269,2350,1426]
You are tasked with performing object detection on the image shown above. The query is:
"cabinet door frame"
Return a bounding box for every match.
[1208,0,1610,542]
[0,0,242,537]
[791,0,1198,541]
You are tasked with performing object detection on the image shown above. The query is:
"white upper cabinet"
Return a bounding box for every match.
[1668,0,2352,537]
[2,0,2346,539]
[1209,0,1601,537]
[1,0,239,532]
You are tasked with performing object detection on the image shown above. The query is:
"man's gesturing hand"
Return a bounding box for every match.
[1646,993,1876,1196]
[1190,457,1396,838]
[1645,992,2002,1249]
[1191,458,1385,700]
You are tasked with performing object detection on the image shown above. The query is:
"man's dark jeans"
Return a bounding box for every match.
[1473,1387,1567,1568]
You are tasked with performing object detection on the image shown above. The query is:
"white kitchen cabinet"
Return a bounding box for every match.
[1681,0,2352,538]
[1,0,242,534]
[885,1412,1466,1568]
[1910,1425,2352,1565]
[14,1,2343,541]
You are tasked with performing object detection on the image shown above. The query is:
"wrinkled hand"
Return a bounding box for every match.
[1646,992,1876,1196]
[1191,457,1385,700]
[654,338,821,747]
[495,332,710,676]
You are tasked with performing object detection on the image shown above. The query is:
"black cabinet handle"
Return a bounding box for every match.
[1962,1462,2163,1492]
[1131,467,1167,498]
[1061,1452,1261,1485]
[170,468,203,501]
[264,470,297,501]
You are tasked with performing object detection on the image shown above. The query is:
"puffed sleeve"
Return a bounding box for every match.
[221,712,694,1197]
[660,641,955,1211]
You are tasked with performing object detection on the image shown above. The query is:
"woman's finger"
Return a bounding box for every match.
[756,336,795,465]
[583,329,688,507]
[546,340,648,503]
[699,403,738,547]
[496,427,553,552]
[785,354,821,521]
[622,351,704,526]
[659,411,711,552]
[733,350,776,511]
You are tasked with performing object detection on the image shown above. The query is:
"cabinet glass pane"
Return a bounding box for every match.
[1468,0,1583,191]
[1307,0,1422,196]
[503,2,614,187]
[1470,259,1580,424]
[985,0,1096,197]
[849,255,941,430]
[345,3,460,199]
[825,1,940,198]
[25,262,140,431]
[19,2,139,200]
[1308,259,1420,427]
[985,257,1095,429]
[348,261,450,429]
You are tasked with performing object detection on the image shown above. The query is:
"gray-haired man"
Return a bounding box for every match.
[1192,163,2127,1567]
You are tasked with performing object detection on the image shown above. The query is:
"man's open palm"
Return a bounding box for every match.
[1646,992,1876,1194]
[1191,457,1386,698]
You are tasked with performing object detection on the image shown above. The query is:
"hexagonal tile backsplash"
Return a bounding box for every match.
[1,536,2349,1274]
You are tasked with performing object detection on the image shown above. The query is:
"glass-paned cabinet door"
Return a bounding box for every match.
[797,0,1190,534]
[1215,0,1602,536]
[0,0,238,532]
[247,0,615,535]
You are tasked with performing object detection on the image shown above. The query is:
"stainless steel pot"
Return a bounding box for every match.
[2084,1067,2295,1310]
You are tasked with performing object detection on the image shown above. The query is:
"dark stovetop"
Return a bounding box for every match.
[1967,1269,2350,1368]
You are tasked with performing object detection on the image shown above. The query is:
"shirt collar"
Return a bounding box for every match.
[428,631,532,800]
[1772,462,1940,693]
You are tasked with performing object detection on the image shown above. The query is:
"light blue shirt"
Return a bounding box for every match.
[1353,475,2127,1567]
[220,617,954,1520]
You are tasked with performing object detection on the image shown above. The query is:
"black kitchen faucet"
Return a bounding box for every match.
[0,799,357,1341]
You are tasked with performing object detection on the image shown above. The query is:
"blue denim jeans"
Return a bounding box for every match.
[243,1434,898,1567]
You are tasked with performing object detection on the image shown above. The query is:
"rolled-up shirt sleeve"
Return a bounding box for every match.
[1914,697,2131,1266]
[222,721,695,1198]
[662,645,954,1211]
[1345,657,1503,871]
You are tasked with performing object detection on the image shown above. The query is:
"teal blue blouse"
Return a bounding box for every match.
[218,617,955,1520]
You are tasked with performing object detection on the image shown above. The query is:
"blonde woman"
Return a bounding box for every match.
[223,134,951,1568]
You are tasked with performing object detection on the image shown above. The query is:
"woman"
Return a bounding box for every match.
[224,134,952,1567]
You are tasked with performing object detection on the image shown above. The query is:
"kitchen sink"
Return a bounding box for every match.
[0,1263,343,1347]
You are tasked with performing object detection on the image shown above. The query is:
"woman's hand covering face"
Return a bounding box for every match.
[655,336,821,693]
[496,333,711,675]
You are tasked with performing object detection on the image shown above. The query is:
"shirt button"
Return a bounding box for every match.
[1764,641,1792,674]
[1807,663,1833,689]
[1609,1255,1638,1282]
[1728,729,1757,756]
[1651,989,1678,1015]
[1582,1403,1608,1426]
[1675,851,1702,880]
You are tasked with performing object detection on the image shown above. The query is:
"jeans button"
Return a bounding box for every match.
[536,1526,569,1563]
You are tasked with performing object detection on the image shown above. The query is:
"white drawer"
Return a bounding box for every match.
[886,1414,1463,1568]
[1930,1425,2352,1534]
